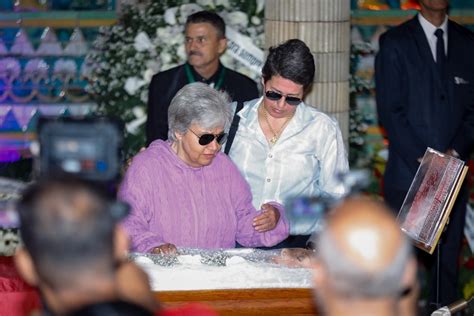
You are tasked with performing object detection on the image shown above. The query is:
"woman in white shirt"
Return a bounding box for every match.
[226,39,349,246]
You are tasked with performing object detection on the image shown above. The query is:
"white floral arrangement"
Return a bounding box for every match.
[86,0,265,157]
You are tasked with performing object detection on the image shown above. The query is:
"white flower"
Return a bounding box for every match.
[197,0,214,7]
[251,16,261,25]
[216,0,230,8]
[145,60,161,74]
[124,76,146,95]
[164,7,178,25]
[143,68,155,84]
[132,106,145,119]
[140,89,148,103]
[177,45,186,60]
[156,27,174,44]
[256,0,265,13]
[133,32,153,52]
[169,28,184,45]
[179,4,203,23]
[160,51,172,65]
[226,11,248,28]
[220,53,233,67]
[126,114,147,135]
[237,66,254,80]
[160,62,178,72]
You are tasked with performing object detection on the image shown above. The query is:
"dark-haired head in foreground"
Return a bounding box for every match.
[14,177,157,315]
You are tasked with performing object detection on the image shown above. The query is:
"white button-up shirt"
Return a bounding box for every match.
[228,97,349,234]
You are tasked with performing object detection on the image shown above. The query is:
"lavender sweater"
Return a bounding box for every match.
[119,140,289,252]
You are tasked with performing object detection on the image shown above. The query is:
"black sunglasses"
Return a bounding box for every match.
[189,129,228,146]
[265,90,302,106]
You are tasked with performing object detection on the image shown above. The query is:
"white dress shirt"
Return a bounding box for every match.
[418,13,448,61]
[228,97,349,235]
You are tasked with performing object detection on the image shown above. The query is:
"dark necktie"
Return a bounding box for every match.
[434,28,446,76]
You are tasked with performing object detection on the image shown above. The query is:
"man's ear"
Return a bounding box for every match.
[218,37,227,55]
[114,225,130,261]
[14,247,39,286]
[174,130,183,142]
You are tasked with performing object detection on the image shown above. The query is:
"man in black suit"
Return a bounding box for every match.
[146,10,259,145]
[375,0,474,310]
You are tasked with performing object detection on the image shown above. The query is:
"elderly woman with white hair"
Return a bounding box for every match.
[119,82,289,254]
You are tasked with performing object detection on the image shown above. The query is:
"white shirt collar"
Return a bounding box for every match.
[418,13,448,38]
[418,13,448,59]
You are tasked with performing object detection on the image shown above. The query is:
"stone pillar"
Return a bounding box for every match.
[265,0,351,147]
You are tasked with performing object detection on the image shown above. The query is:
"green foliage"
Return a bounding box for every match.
[349,43,376,168]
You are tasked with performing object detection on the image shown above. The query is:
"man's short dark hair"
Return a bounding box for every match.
[17,177,118,289]
[262,39,315,91]
[185,10,226,39]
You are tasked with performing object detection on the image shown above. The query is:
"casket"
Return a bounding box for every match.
[155,288,315,315]
[133,248,317,315]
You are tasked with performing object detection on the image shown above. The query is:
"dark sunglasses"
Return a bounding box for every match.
[265,90,302,106]
[189,129,228,146]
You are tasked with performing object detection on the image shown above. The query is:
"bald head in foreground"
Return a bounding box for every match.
[312,197,418,316]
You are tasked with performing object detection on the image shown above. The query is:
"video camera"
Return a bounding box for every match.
[284,169,371,235]
[34,116,124,183]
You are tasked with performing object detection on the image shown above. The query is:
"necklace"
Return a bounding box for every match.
[261,106,293,145]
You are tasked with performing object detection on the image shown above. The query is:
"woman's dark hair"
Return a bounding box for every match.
[262,39,315,90]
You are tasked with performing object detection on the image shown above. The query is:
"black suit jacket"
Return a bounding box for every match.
[146,63,259,145]
[375,15,474,191]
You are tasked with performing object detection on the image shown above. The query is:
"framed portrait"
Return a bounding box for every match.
[397,148,468,254]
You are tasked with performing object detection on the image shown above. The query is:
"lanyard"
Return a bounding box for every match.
[184,63,226,90]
